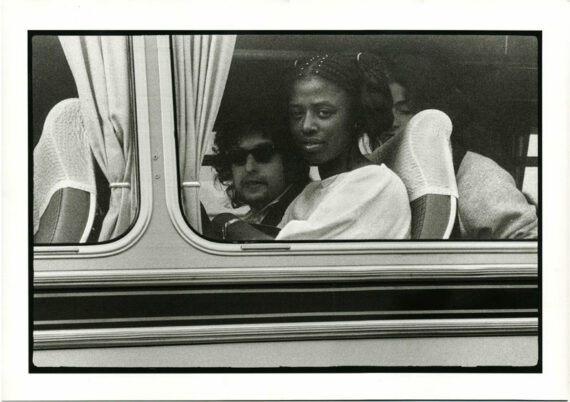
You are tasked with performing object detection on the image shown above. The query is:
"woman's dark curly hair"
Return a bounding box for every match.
[211,109,310,208]
[288,52,394,143]
[380,52,504,158]
[382,53,475,135]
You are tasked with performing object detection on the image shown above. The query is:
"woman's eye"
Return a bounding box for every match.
[394,102,413,115]
[317,109,333,118]
[289,109,303,120]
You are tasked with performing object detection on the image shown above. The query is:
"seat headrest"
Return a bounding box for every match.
[33,98,97,235]
[368,109,458,202]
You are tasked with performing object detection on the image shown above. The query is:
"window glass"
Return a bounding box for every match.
[521,133,539,205]
[32,35,139,245]
[523,166,539,205]
[199,162,249,221]
[527,133,539,157]
[174,34,539,242]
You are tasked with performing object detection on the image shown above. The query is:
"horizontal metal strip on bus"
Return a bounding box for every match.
[33,263,538,288]
[33,317,539,350]
[35,310,538,331]
[34,283,538,298]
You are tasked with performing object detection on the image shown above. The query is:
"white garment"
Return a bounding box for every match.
[276,165,411,240]
[33,99,96,234]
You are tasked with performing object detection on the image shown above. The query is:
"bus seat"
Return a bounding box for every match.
[33,98,97,244]
[367,109,459,239]
[34,188,95,243]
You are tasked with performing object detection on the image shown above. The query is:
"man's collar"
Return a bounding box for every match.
[243,184,294,224]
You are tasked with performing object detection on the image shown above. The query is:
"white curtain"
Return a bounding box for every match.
[59,36,137,241]
[172,35,236,230]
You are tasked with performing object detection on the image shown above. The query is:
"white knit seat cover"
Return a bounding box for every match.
[367,109,458,239]
[33,98,96,238]
[368,109,458,201]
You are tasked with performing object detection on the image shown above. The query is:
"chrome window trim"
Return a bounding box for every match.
[159,36,539,257]
[34,317,538,350]
[34,262,537,289]
[33,36,153,259]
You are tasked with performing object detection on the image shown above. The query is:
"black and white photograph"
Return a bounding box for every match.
[2,0,568,400]
[30,31,540,367]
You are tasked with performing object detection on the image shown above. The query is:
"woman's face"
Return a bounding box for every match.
[386,82,414,142]
[289,76,353,166]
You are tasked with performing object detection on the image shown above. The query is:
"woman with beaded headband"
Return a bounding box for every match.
[212,52,411,241]
[272,52,411,240]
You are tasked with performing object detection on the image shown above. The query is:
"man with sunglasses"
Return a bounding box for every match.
[209,112,310,238]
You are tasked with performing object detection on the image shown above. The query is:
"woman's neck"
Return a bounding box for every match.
[318,142,372,180]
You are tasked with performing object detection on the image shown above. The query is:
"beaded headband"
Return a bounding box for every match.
[293,52,365,77]
[294,54,330,76]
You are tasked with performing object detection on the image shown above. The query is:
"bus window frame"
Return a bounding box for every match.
[162,35,539,258]
[33,35,154,259]
[31,35,538,290]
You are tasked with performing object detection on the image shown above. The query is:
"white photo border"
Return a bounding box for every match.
[2,0,568,399]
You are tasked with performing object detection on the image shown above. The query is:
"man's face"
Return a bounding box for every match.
[230,131,288,211]
[384,82,414,143]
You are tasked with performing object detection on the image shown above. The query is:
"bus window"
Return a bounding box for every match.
[521,131,539,205]
[32,35,140,245]
[171,34,539,243]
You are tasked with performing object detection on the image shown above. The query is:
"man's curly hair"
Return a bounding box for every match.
[211,109,310,208]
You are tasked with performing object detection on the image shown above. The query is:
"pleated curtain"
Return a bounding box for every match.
[171,35,236,231]
[59,36,137,241]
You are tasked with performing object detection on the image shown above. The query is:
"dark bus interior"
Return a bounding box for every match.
[32,33,539,242]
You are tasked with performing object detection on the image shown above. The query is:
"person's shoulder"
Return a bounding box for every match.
[460,151,509,174]
[456,151,537,239]
[342,164,408,197]
[365,163,406,186]
[332,164,389,185]
[293,178,328,202]
[357,164,411,220]
[463,150,495,165]
[345,163,395,179]
[457,151,515,186]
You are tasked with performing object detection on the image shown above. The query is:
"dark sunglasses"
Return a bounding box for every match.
[228,143,278,166]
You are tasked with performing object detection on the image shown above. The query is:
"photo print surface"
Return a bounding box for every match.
[31,32,539,370]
